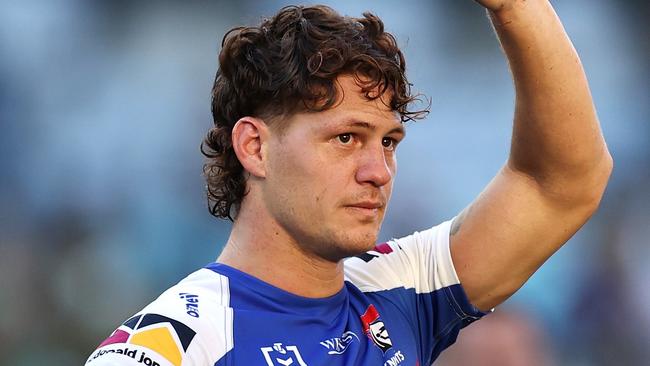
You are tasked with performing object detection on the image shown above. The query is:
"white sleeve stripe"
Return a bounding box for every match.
[194,269,234,364]
[432,218,461,290]
[344,219,461,294]
[219,273,230,307]
[217,273,234,360]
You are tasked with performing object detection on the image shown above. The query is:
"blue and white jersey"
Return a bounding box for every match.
[86,220,486,366]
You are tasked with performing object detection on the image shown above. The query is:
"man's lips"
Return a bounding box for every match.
[347,201,384,210]
[344,201,385,219]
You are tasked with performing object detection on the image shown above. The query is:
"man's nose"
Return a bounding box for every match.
[355,145,393,187]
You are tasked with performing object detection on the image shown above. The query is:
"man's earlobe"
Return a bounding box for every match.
[231,117,268,178]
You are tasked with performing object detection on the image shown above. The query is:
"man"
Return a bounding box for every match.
[86,1,612,365]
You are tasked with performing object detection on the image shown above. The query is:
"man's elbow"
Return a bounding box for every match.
[581,149,613,212]
[541,148,614,212]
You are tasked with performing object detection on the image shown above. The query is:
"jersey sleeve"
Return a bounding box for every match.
[85,269,234,366]
[343,219,488,363]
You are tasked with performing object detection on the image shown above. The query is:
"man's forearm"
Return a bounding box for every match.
[490,0,612,201]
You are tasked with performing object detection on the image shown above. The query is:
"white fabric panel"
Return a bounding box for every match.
[344,219,461,294]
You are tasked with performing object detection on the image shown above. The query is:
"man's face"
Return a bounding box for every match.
[262,76,405,262]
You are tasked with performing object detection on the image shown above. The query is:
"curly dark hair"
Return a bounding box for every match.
[202,4,428,221]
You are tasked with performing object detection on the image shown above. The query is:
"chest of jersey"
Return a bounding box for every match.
[216,291,420,366]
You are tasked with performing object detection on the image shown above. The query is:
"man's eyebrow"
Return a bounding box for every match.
[344,120,406,136]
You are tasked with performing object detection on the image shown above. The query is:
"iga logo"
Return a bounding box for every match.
[360,304,393,353]
[260,343,308,366]
[320,331,359,355]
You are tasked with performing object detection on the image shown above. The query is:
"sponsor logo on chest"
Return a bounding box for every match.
[319,331,359,355]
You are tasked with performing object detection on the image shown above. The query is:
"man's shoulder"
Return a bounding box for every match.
[343,219,460,294]
[86,268,234,366]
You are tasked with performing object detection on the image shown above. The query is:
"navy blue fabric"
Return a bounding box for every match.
[206,263,485,366]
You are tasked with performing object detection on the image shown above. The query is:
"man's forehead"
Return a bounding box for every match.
[275,74,404,134]
[324,75,403,128]
[324,117,405,137]
[334,75,395,107]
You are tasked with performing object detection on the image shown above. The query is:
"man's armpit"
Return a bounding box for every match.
[450,205,473,237]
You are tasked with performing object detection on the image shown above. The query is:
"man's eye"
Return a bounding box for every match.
[382,137,396,151]
[338,133,353,144]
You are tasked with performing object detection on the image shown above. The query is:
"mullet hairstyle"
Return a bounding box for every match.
[202,4,428,221]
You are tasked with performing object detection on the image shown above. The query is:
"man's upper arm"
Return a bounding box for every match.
[449,164,606,312]
[448,0,614,312]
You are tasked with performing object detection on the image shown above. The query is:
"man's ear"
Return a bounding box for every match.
[231,117,269,178]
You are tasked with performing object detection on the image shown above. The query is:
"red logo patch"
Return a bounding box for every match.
[360,304,393,353]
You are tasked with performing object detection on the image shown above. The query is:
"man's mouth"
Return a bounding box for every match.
[348,201,383,210]
[345,201,385,217]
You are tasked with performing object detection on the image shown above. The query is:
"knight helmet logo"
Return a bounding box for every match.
[360,304,393,353]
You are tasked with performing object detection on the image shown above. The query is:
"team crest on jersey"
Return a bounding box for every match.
[260,343,308,366]
[360,304,393,353]
[95,313,196,366]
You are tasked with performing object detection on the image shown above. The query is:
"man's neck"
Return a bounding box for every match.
[217,204,345,298]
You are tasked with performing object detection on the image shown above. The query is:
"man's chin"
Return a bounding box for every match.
[317,232,379,262]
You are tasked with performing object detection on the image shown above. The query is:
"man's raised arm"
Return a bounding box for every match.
[449,0,613,311]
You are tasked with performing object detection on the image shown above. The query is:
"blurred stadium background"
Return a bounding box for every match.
[1,0,648,365]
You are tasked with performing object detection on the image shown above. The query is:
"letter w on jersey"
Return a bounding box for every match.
[260,343,308,366]
[320,331,359,355]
